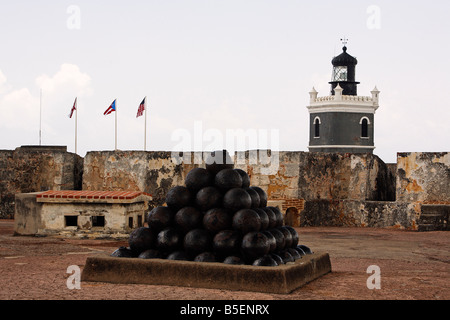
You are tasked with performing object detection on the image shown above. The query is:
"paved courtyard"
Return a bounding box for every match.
[0,219,448,300]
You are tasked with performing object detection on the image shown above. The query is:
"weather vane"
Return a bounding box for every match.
[341,37,348,47]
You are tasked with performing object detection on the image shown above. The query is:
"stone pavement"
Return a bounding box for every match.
[0,220,448,300]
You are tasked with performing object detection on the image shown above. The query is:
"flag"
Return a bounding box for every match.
[69,98,77,118]
[136,97,146,118]
[104,100,116,116]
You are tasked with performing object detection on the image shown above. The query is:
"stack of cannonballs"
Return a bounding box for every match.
[112,150,313,267]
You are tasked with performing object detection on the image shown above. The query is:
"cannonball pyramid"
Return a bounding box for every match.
[112,150,313,266]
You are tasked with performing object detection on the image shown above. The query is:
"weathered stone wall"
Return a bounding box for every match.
[0,147,83,219]
[396,152,450,203]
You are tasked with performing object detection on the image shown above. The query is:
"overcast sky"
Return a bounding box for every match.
[0,0,449,163]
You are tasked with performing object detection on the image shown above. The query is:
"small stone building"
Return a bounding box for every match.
[14,190,152,239]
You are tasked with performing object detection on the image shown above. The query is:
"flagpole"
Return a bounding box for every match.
[75,99,78,155]
[115,99,118,151]
[144,96,147,151]
[39,89,42,146]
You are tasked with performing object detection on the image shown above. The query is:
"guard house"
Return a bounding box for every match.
[307,43,380,153]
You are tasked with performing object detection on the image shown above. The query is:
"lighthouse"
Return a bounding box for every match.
[307,43,380,154]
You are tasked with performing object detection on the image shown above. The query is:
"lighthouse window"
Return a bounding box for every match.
[361,118,369,138]
[332,66,348,81]
[314,117,321,138]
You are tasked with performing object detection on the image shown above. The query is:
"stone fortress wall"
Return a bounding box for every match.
[1,146,448,231]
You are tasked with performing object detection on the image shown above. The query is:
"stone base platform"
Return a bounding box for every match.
[81,252,332,294]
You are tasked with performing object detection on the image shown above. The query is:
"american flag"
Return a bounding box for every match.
[69,98,77,118]
[136,97,146,118]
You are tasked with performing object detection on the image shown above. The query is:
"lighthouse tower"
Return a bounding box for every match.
[307,43,380,153]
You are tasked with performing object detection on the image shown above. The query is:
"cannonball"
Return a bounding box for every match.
[232,209,261,234]
[195,186,223,211]
[287,248,301,260]
[174,207,203,233]
[279,227,293,249]
[223,256,245,265]
[241,232,270,261]
[203,208,232,234]
[267,228,286,252]
[205,150,234,175]
[213,230,241,257]
[262,207,277,229]
[261,230,277,253]
[138,249,162,259]
[234,169,250,188]
[297,245,313,255]
[184,229,212,257]
[156,227,182,253]
[294,246,306,256]
[270,253,284,265]
[215,169,243,192]
[166,186,192,211]
[194,252,217,263]
[223,188,252,212]
[283,226,299,248]
[128,227,155,255]
[111,247,134,258]
[250,186,267,208]
[254,208,269,230]
[245,188,261,209]
[147,206,175,232]
[167,250,189,261]
[185,168,213,192]
[269,206,284,227]
[278,250,295,263]
[252,255,278,267]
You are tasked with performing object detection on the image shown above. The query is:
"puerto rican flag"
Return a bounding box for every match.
[69,98,77,118]
[104,100,116,116]
[136,97,146,118]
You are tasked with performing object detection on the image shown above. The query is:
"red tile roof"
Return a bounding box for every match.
[36,190,152,201]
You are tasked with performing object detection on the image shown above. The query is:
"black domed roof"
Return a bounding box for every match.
[332,46,358,66]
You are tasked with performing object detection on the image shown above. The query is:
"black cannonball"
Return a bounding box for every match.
[269,206,284,227]
[205,150,234,175]
[262,207,277,229]
[111,247,134,258]
[223,188,252,212]
[203,208,232,234]
[174,207,203,233]
[234,169,250,189]
[278,250,295,263]
[279,227,293,249]
[294,246,306,256]
[185,167,213,192]
[223,256,245,265]
[261,230,277,253]
[254,208,269,231]
[167,250,189,261]
[138,249,162,259]
[215,169,243,192]
[184,229,212,257]
[166,186,192,211]
[250,186,267,208]
[252,255,278,267]
[156,227,182,253]
[245,188,261,209]
[147,206,175,232]
[128,227,155,255]
[232,209,261,234]
[297,245,313,255]
[213,230,241,257]
[195,186,223,211]
[194,252,217,263]
[270,253,284,265]
[267,228,286,252]
[287,248,301,260]
[284,226,299,248]
[241,232,270,261]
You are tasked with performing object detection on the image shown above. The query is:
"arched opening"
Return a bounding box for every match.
[314,117,321,138]
[360,117,370,138]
